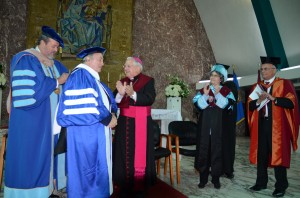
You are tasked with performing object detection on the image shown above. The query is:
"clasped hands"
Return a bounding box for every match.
[116,81,135,97]
[109,81,135,128]
[108,114,117,128]
[256,91,276,104]
[203,83,220,95]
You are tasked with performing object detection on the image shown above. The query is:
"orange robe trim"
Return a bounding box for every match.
[247,78,299,167]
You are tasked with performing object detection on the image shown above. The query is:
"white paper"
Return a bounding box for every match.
[249,84,263,100]
[257,99,270,111]
[249,84,270,111]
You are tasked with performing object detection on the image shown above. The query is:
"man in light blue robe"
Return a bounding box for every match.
[56,46,117,197]
[5,26,69,198]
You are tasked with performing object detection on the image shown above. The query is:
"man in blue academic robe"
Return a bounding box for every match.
[5,26,69,197]
[56,47,118,197]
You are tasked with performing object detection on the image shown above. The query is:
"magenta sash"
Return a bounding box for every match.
[120,106,151,189]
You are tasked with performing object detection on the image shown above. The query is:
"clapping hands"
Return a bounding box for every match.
[116,81,134,97]
[203,83,210,95]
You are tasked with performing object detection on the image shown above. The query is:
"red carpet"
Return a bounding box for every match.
[111,179,187,198]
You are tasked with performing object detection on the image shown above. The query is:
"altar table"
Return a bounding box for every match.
[151,109,182,135]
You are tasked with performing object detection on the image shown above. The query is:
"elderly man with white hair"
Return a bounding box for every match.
[113,57,157,197]
[56,46,118,198]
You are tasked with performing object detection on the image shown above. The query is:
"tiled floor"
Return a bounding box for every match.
[1,136,299,197]
[157,137,300,198]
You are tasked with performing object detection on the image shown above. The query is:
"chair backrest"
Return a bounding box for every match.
[168,121,198,146]
[152,120,161,147]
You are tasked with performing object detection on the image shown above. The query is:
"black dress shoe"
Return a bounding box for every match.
[249,184,267,191]
[211,177,221,189]
[224,173,234,179]
[213,182,221,189]
[198,183,206,188]
[272,189,285,197]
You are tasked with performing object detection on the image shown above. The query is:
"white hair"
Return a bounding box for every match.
[127,57,143,72]
[83,54,94,63]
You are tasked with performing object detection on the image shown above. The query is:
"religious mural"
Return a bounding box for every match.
[57,0,112,56]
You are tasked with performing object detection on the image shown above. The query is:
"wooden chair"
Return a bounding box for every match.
[152,121,174,185]
[168,121,199,184]
[0,130,8,190]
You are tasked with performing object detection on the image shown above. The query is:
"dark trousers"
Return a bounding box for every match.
[199,135,220,184]
[256,117,288,191]
[197,108,223,185]
[199,137,210,184]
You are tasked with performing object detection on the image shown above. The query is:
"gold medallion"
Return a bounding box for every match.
[54,88,60,94]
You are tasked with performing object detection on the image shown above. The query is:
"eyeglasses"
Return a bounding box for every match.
[260,67,276,71]
[123,64,131,68]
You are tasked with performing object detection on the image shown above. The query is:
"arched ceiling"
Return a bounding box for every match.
[193,0,300,77]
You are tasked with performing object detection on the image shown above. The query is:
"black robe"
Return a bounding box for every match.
[222,81,238,176]
[194,85,232,181]
[113,73,157,193]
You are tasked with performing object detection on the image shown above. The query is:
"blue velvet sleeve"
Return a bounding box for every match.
[54,60,69,74]
[215,90,236,109]
[193,91,209,110]
[10,53,57,110]
[57,68,112,127]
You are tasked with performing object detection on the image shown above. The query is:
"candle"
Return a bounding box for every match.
[107,72,110,82]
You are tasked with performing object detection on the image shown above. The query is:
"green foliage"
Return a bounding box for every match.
[165,74,190,98]
[0,64,7,89]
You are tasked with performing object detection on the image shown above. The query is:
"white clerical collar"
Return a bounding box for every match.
[76,63,100,81]
[264,76,275,84]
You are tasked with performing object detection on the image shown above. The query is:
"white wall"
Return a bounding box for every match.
[193,0,300,77]
[193,0,266,76]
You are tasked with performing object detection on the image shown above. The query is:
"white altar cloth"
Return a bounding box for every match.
[151,109,182,135]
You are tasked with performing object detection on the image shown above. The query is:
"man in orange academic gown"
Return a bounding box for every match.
[247,56,299,197]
